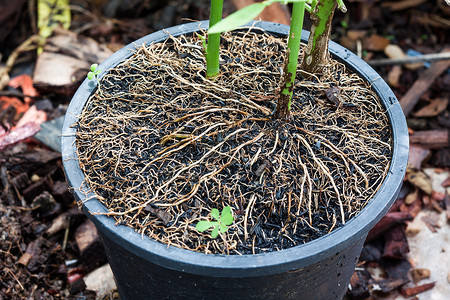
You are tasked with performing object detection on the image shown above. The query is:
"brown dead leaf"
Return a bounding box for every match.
[144,205,171,225]
[388,65,402,88]
[421,213,440,233]
[411,268,431,284]
[406,168,432,194]
[363,34,390,52]
[413,98,449,117]
[384,45,423,70]
[405,188,419,205]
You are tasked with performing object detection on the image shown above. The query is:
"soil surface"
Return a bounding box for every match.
[77,30,391,255]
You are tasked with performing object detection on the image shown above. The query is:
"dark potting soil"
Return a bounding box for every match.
[76,30,392,255]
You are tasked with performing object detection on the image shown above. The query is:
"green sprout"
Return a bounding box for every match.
[196,206,233,238]
[87,63,101,80]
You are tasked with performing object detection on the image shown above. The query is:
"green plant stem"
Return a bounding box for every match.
[206,0,224,78]
[275,1,306,120]
[300,0,337,74]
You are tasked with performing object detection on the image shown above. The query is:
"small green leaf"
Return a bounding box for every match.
[211,208,220,220]
[94,69,101,75]
[208,2,268,34]
[211,227,219,238]
[195,32,207,53]
[90,64,98,72]
[219,223,228,233]
[220,206,233,225]
[196,221,215,232]
[87,72,94,80]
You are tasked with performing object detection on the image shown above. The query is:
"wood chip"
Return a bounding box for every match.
[74,219,106,270]
[366,212,412,242]
[409,129,449,149]
[383,225,409,259]
[400,282,436,297]
[400,48,450,115]
[408,145,431,169]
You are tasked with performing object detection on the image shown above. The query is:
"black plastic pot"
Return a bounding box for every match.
[62,21,409,300]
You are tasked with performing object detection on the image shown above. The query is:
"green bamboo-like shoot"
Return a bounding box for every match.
[300,0,346,74]
[274,1,306,120]
[206,0,224,78]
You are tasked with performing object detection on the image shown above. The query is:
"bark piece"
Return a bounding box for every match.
[383,225,409,259]
[366,212,413,242]
[46,206,84,236]
[409,129,449,149]
[51,180,74,207]
[17,237,44,269]
[0,122,41,151]
[400,49,450,115]
[381,258,412,282]
[22,176,51,202]
[400,282,436,297]
[408,145,431,169]
[74,219,106,271]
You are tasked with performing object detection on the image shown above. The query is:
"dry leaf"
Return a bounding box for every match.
[388,65,402,87]
[406,168,432,194]
[405,188,419,205]
[413,98,449,117]
[363,34,390,51]
[144,205,171,225]
[411,268,431,284]
[384,45,422,70]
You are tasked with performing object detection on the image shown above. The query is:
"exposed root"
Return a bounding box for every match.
[76,30,392,255]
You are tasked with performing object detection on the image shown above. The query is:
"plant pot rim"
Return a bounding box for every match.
[61,20,409,278]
